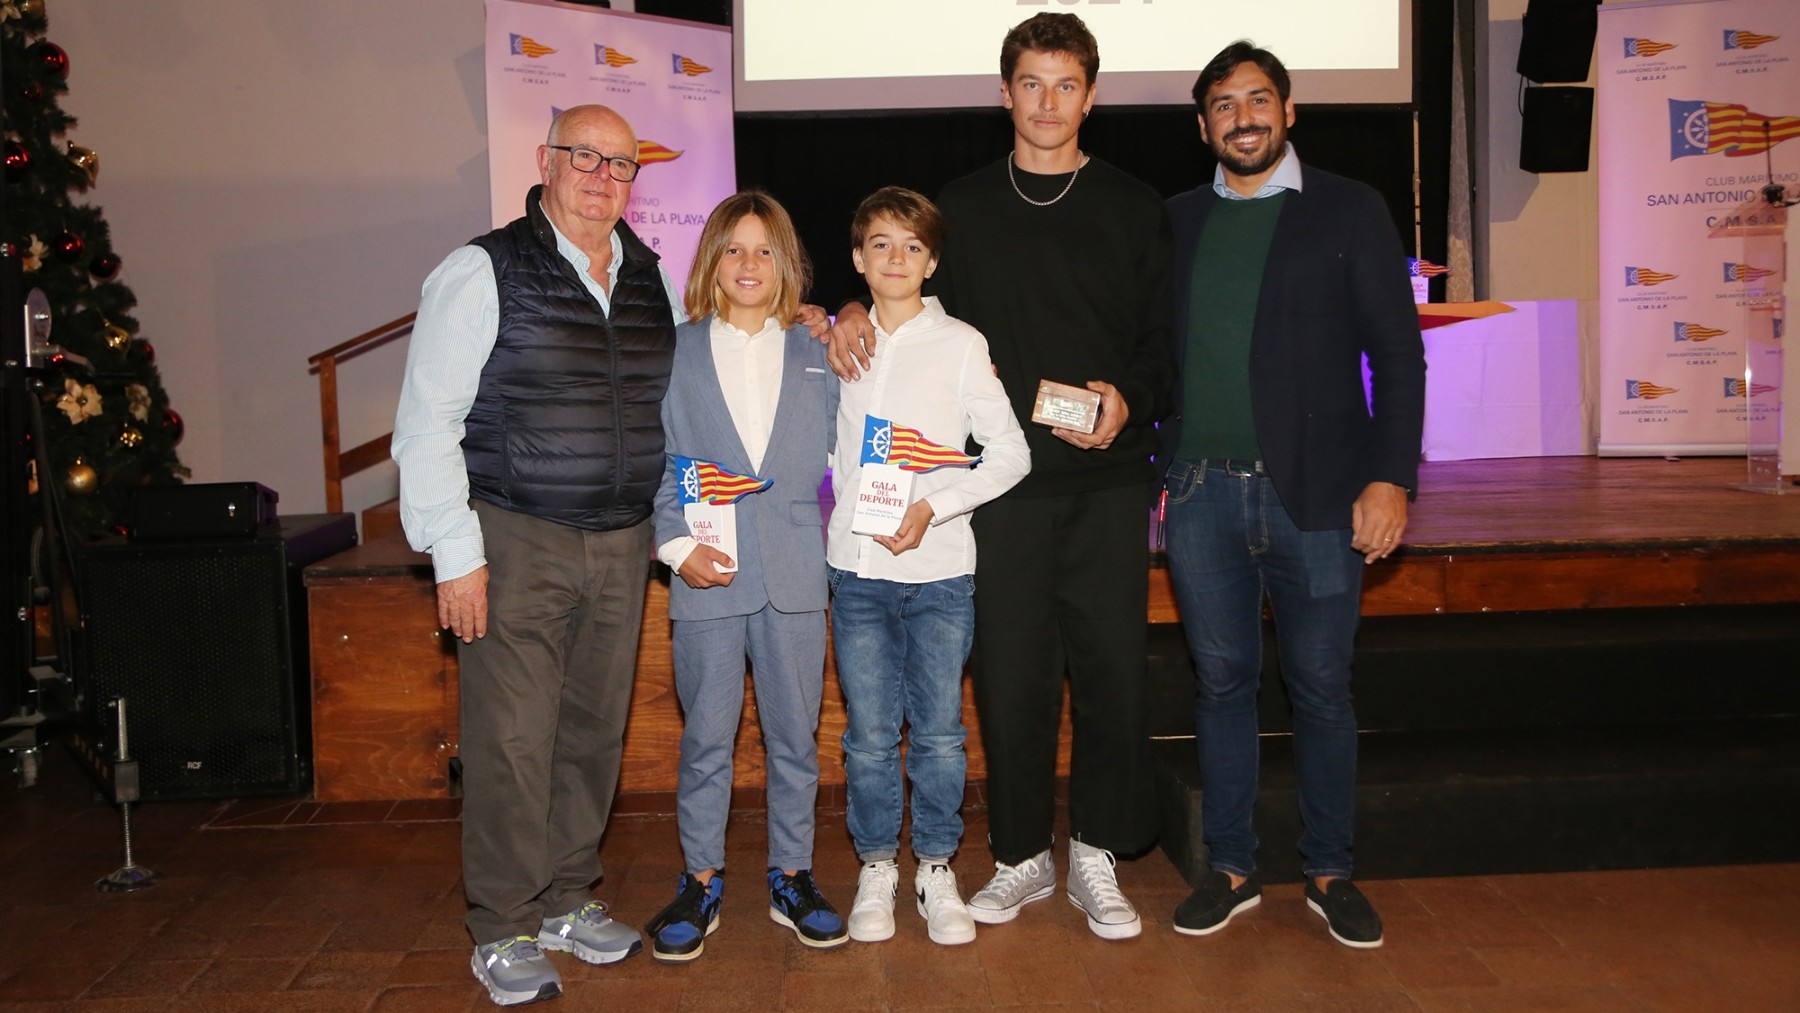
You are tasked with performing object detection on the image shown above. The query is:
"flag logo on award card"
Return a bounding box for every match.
[1723,378,1777,397]
[1408,257,1450,278]
[1625,37,1676,58]
[1674,322,1726,342]
[861,416,980,473]
[1723,262,1777,283]
[636,140,684,166]
[1724,29,1778,51]
[1625,266,1677,287]
[1670,99,1800,159]
[672,53,713,76]
[595,44,638,67]
[511,34,556,59]
[1625,380,1678,400]
[675,457,770,505]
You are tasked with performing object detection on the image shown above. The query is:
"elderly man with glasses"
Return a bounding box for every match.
[393,104,683,1007]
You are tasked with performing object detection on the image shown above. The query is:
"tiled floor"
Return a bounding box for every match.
[3,755,1797,1012]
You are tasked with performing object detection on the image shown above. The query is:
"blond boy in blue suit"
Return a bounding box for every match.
[646,192,844,961]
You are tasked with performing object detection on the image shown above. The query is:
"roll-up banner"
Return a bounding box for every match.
[1597,0,1795,455]
[485,0,736,304]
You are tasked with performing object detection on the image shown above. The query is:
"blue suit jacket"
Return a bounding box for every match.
[653,317,838,622]
[1159,168,1426,530]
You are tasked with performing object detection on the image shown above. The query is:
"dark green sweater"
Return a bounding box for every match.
[1176,193,1287,462]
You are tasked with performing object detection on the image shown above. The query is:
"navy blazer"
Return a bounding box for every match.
[1161,168,1426,531]
[653,318,838,621]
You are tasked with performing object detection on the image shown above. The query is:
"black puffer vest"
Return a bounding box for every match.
[463,185,675,531]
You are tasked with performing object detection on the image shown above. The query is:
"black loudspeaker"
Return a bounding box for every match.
[1520,86,1595,173]
[77,513,356,800]
[1517,0,1601,83]
[129,482,278,541]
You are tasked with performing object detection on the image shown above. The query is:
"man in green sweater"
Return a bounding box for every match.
[827,12,1174,941]
[1160,42,1425,950]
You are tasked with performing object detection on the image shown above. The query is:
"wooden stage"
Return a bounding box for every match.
[303,455,1800,803]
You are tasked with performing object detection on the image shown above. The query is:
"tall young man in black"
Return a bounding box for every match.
[828,13,1174,941]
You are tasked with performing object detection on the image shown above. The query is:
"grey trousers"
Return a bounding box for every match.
[460,502,651,945]
[672,604,826,873]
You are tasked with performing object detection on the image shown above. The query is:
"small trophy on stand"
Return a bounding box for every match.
[674,455,772,572]
[851,415,981,538]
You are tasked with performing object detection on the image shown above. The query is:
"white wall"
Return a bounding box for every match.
[1478,0,1605,303]
[1475,0,1630,453]
[53,1,494,522]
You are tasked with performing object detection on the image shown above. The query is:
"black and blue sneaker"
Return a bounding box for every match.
[646,872,722,963]
[767,868,848,948]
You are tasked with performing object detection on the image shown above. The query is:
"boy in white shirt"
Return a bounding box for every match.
[828,187,1030,945]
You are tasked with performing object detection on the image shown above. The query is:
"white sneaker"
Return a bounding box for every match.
[1066,838,1141,940]
[915,863,976,946]
[965,849,1055,925]
[847,860,899,942]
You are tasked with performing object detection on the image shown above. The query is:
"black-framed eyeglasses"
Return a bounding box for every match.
[546,145,641,182]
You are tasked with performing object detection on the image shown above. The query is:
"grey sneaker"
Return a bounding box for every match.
[1067,838,1141,940]
[915,863,976,946]
[471,935,562,1007]
[965,849,1054,924]
[848,860,899,942]
[539,900,643,964]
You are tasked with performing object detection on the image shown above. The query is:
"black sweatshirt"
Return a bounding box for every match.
[930,155,1175,497]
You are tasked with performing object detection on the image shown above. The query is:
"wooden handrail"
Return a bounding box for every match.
[311,313,416,514]
[308,312,417,366]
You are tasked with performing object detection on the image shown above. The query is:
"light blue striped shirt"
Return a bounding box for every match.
[1213,142,1305,201]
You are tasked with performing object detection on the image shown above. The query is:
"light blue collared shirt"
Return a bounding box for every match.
[1213,142,1305,201]
[392,208,683,582]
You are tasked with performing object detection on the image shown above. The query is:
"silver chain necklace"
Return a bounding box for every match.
[1007,151,1083,206]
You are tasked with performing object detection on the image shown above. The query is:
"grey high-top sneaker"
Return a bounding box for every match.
[964,848,1054,924]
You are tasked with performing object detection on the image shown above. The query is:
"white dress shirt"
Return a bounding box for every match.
[827,297,1030,583]
[655,314,788,573]
[392,211,683,583]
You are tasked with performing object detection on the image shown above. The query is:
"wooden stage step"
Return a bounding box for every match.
[1153,717,1800,883]
[304,456,1800,803]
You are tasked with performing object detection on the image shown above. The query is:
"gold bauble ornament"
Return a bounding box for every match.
[66,141,98,186]
[102,321,130,350]
[118,425,143,449]
[66,457,98,495]
[18,0,45,20]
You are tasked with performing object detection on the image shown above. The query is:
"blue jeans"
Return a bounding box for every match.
[1162,458,1364,881]
[829,567,974,863]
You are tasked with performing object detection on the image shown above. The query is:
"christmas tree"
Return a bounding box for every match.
[3,0,186,540]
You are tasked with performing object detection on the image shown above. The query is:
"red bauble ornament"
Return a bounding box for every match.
[20,81,43,103]
[28,41,69,79]
[4,141,29,184]
[130,339,156,364]
[89,253,122,279]
[53,231,84,261]
[160,408,184,445]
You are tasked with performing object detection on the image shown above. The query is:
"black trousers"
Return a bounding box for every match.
[970,482,1156,864]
